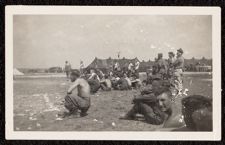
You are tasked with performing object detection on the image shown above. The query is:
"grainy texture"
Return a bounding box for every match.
[1,0,224,145]
[12,74,212,131]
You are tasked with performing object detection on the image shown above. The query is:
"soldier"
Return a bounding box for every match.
[156,53,168,79]
[88,69,101,94]
[120,79,185,128]
[100,74,112,91]
[134,60,140,78]
[173,48,185,94]
[64,61,71,79]
[114,74,130,90]
[60,71,91,118]
[80,60,84,75]
[167,52,175,78]
[128,62,134,77]
[120,80,169,125]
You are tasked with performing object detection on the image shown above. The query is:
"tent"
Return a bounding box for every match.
[13,68,24,76]
[86,57,141,73]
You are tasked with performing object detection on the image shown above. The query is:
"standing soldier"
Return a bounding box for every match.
[65,61,71,79]
[157,53,168,79]
[80,60,84,75]
[167,52,175,79]
[134,60,140,78]
[173,48,185,95]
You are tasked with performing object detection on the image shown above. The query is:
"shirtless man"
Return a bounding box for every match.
[61,71,91,118]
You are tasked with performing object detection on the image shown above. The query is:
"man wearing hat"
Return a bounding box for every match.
[173,48,185,94]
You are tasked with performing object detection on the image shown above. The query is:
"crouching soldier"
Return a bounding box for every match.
[60,71,91,118]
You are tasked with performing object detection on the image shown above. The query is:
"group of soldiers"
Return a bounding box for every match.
[60,48,212,131]
[146,48,185,95]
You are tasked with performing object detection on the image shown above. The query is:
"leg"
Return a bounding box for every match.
[60,95,79,118]
[100,82,107,91]
[173,69,183,94]
[66,71,69,78]
[64,95,78,113]
[120,104,139,120]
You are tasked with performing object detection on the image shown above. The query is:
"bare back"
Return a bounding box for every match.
[68,78,90,98]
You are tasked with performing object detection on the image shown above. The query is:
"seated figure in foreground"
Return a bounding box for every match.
[60,71,91,118]
[120,79,185,128]
[173,95,212,131]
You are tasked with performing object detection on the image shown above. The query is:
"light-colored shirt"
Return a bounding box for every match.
[128,63,134,70]
[135,62,140,70]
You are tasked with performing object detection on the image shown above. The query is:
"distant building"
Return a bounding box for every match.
[86,57,212,73]
[48,67,63,73]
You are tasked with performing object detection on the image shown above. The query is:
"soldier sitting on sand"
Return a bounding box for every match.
[59,71,91,118]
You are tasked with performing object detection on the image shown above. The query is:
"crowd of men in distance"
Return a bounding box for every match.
[61,48,212,131]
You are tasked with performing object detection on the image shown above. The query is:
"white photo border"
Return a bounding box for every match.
[5,6,221,140]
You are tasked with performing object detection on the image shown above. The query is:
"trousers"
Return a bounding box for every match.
[173,69,183,91]
[65,94,90,113]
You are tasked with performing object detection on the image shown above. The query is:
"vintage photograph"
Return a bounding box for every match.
[6,6,221,140]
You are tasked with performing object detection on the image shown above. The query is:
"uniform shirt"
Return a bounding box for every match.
[168,57,175,67]
[173,56,184,69]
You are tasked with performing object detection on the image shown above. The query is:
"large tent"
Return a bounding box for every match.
[85,57,141,73]
[13,68,24,76]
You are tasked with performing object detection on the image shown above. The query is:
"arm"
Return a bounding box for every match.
[88,73,94,80]
[173,58,182,67]
[133,94,156,103]
[67,79,80,94]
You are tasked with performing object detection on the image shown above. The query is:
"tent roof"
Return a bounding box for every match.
[13,68,24,75]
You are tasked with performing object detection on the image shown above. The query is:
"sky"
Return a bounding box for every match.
[13,15,212,69]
